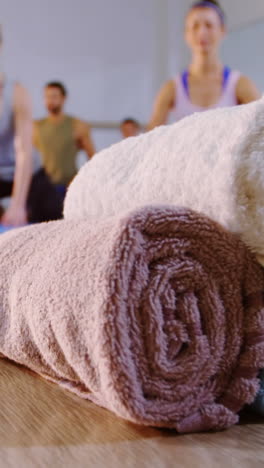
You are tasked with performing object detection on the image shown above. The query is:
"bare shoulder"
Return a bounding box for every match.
[73,117,89,129]
[73,117,90,135]
[236,75,261,104]
[34,118,44,127]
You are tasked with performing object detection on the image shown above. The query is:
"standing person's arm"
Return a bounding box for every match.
[147,80,175,132]
[75,119,96,160]
[1,83,33,226]
[33,121,40,150]
[236,76,261,104]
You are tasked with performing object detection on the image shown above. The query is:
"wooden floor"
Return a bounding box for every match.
[0,359,263,468]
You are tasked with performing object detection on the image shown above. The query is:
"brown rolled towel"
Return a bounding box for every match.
[0,206,263,433]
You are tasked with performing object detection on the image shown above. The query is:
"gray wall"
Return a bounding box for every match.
[222,21,264,92]
[1,0,263,152]
[1,0,180,151]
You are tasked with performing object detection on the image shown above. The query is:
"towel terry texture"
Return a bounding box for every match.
[64,98,264,265]
[0,206,263,433]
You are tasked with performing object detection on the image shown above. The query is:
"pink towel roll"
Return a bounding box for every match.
[0,206,263,432]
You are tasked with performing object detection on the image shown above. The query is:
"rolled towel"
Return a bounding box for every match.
[0,206,264,433]
[64,98,264,265]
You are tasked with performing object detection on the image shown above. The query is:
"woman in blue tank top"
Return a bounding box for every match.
[148,0,260,130]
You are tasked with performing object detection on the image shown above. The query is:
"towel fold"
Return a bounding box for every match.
[0,206,264,432]
[64,98,264,265]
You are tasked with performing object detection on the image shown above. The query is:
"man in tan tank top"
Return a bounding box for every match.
[34,82,95,200]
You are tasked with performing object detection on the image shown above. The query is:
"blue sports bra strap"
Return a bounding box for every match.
[181,67,231,96]
[182,70,189,96]
[222,66,231,89]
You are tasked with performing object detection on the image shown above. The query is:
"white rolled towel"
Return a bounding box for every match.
[64,98,264,264]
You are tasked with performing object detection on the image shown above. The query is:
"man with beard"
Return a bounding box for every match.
[34,82,95,204]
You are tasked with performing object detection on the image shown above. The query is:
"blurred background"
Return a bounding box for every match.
[1,0,264,153]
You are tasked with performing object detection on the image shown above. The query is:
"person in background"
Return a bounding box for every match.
[0,27,61,226]
[0,77,32,226]
[34,82,96,203]
[148,0,260,130]
[120,118,140,139]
